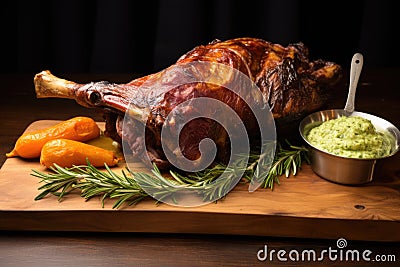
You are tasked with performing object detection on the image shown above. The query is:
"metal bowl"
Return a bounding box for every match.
[299,110,400,185]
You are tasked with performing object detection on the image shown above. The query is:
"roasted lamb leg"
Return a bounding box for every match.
[34,38,342,169]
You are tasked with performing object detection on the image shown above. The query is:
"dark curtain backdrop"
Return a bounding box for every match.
[1,0,398,75]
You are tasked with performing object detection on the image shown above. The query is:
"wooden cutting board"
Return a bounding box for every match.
[0,120,399,241]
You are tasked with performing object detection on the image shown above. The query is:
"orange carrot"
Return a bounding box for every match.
[6,117,100,158]
[40,139,118,168]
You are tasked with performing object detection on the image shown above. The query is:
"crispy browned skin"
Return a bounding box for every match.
[35,37,342,168]
[177,38,341,119]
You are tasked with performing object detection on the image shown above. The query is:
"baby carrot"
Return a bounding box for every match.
[6,116,100,158]
[40,139,118,168]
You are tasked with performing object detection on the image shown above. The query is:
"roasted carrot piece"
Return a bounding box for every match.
[6,116,100,158]
[40,139,118,168]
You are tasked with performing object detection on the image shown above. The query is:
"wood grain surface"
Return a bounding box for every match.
[1,120,399,242]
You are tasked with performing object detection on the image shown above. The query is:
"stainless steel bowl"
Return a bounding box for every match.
[299,110,400,185]
[298,53,399,185]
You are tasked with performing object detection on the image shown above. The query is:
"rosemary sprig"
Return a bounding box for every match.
[33,161,150,209]
[32,141,309,208]
[260,142,310,189]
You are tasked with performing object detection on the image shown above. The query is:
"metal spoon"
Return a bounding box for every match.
[344,53,363,115]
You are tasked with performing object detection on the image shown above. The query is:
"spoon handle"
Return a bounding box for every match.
[344,53,363,114]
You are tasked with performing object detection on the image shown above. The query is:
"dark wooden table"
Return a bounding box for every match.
[1,71,399,266]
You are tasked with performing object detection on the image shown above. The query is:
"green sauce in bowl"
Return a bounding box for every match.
[306,116,393,159]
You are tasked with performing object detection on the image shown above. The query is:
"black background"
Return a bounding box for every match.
[1,0,398,75]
